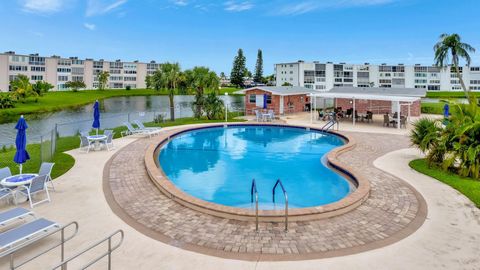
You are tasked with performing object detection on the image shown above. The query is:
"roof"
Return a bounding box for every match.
[234,86,317,96]
[328,86,426,97]
[309,86,426,103]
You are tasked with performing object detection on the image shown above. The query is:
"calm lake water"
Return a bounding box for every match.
[0,95,244,146]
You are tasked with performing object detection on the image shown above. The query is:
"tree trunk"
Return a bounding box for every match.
[169,94,175,121]
[453,55,472,104]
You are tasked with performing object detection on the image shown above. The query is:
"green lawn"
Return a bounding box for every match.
[409,159,480,207]
[426,91,480,98]
[0,114,245,180]
[421,102,445,115]
[0,87,241,123]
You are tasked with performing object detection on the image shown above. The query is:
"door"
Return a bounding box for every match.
[256,95,264,108]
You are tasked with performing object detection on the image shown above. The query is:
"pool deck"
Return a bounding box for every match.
[0,122,479,269]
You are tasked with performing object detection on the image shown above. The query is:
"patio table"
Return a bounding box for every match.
[1,174,38,188]
[87,135,107,151]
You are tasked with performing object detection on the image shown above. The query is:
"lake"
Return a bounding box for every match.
[0,95,244,146]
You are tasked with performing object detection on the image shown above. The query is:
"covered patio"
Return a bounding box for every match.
[308,87,426,129]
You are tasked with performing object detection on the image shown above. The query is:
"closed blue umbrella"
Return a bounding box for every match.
[443,103,450,118]
[14,115,30,175]
[92,100,100,135]
[263,94,268,109]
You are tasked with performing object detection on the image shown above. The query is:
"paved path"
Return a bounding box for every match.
[1,125,478,269]
[104,129,426,260]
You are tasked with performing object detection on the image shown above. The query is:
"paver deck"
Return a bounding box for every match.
[103,129,427,260]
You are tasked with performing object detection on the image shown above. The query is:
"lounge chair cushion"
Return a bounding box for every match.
[0,218,57,248]
[0,208,33,226]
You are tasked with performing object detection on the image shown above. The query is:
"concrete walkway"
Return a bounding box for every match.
[1,129,479,269]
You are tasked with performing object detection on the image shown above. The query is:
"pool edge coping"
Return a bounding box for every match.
[144,123,370,222]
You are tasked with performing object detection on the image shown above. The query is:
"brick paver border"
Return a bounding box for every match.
[102,124,428,261]
[145,123,370,222]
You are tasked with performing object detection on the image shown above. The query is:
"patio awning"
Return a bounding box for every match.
[308,92,421,103]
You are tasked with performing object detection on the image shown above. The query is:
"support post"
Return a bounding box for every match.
[352,98,356,126]
[397,101,400,129]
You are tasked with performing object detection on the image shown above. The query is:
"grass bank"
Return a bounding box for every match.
[409,159,480,207]
[421,102,445,115]
[426,91,480,98]
[0,114,246,179]
[0,87,240,122]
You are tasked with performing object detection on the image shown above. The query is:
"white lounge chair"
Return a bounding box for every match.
[133,120,162,134]
[0,208,35,227]
[123,122,159,138]
[0,218,58,255]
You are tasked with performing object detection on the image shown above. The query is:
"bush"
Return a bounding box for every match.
[410,102,480,179]
[0,93,16,109]
[126,85,131,90]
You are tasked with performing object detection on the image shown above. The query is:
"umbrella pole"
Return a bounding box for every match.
[96,128,99,136]
[19,164,22,175]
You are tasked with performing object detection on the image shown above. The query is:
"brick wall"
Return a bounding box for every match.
[244,89,309,115]
[335,98,421,116]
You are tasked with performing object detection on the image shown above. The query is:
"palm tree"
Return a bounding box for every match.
[434,33,476,103]
[10,74,36,101]
[186,67,220,118]
[152,62,181,121]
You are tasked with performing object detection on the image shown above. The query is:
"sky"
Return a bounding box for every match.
[1,0,479,75]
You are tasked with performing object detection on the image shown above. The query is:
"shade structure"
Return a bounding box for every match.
[92,100,100,134]
[263,94,267,109]
[14,116,30,174]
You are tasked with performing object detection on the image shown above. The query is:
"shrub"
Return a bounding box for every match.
[32,81,54,96]
[411,102,480,179]
[0,93,16,109]
[126,85,131,90]
[65,81,86,92]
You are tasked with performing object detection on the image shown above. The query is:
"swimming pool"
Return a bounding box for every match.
[158,125,354,210]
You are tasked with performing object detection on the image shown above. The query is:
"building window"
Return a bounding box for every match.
[249,94,256,103]
[30,66,45,72]
[57,68,71,73]
[58,76,68,81]
[31,75,43,81]
[428,85,440,90]
[266,95,272,104]
[9,65,28,71]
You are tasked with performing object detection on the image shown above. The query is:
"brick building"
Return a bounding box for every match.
[235,86,317,115]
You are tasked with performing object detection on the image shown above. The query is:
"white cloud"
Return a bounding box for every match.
[86,0,127,16]
[171,0,188,6]
[224,1,253,12]
[274,0,397,16]
[20,0,66,13]
[83,23,96,30]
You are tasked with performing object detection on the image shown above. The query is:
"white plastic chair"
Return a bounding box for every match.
[0,167,13,204]
[101,131,115,151]
[38,162,55,192]
[16,175,51,208]
[79,135,93,153]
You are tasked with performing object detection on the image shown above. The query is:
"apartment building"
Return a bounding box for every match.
[0,51,163,91]
[275,60,480,91]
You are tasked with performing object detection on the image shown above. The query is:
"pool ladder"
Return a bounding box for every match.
[250,179,289,232]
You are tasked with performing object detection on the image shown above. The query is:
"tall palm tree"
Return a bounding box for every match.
[186,67,220,118]
[152,62,182,121]
[434,33,476,103]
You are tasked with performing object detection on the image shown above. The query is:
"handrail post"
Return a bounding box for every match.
[61,228,65,270]
[251,179,259,232]
[272,179,289,232]
[108,237,112,270]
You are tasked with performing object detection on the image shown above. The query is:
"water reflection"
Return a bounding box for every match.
[0,95,243,146]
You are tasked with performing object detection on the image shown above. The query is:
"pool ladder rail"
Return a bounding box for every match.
[250,179,289,232]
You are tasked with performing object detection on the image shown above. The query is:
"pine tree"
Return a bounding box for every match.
[254,49,263,83]
[230,49,246,87]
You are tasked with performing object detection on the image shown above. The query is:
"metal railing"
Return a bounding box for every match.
[321,119,338,131]
[272,179,289,232]
[250,179,259,232]
[52,229,124,270]
[4,221,79,270]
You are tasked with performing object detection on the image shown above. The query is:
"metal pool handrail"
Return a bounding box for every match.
[51,229,124,270]
[251,179,259,232]
[272,179,289,232]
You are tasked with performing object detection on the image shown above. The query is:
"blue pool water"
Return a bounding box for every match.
[158,125,353,209]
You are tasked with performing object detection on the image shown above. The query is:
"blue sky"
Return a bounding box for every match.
[1,0,479,74]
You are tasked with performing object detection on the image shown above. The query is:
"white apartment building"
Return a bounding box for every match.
[0,51,163,92]
[275,60,480,91]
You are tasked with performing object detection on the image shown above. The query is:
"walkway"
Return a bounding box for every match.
[0,124,478,269]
